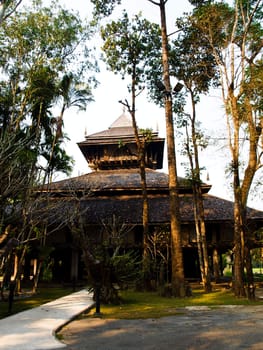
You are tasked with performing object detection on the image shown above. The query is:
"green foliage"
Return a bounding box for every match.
[241,59,263,119]
[111,251,142,287]
[0,131,36,214]
[76,215,141,303]
[57,73,93,112]
[188,0,211,6]
[0,0,97,294]
[251,248,263,268]
[0,0,96,184]
[190,0,263,298]
[0,0,95,124]
[91,0,121,18]
[189,0,263,181]
[41,260,53,282]
[193,2,235,49]
[99,216,141,289]
[101,10,162,94]
[171,14,220,95]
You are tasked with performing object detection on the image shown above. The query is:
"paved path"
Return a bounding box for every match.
[0,289,94,350]
[1,289,263,350]
[58,305,263,350]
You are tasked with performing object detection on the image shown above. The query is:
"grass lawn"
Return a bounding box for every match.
[82,283,263,320]
[1,282,263,321]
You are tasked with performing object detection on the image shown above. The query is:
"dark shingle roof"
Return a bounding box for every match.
[38,170,263,225]
[80,194,263,224]
[42,193,263,226]
[41,169,210,194]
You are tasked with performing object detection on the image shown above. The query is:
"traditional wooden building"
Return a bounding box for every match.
[37,111,263,283]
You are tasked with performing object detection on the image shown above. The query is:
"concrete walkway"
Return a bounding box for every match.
[0,289,94,350]
[59,305,263,350]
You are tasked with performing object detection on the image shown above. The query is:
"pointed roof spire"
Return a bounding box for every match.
[109,109,132,128]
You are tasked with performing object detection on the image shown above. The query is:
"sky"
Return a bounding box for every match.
[22,0,262,210]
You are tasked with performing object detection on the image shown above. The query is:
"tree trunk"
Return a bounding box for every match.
[32,260,43,294]
[185,91,211,292]
[245,245,255,300]
[127,67,151,290]
[233,194,246,297]
[212,248,221,283]
[197,187,212,292]
[239,98,260,300]
[159,0,185,297]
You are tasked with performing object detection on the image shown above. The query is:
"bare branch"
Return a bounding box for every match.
[0,0,23,24]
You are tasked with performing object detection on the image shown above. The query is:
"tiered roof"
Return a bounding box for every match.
[39,111,263,230]
[77,111,165,170]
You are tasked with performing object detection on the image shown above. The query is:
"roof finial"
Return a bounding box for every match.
[122,106,126,114]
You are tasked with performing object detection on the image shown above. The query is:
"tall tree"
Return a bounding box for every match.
[192,0,263,298]
[101,11,162,289]
[169,13,220,292]
[43,72,93,183]
[0,0,96,178]
[151,0,186,297]
[91,0,187,297]
[0,0,96,293]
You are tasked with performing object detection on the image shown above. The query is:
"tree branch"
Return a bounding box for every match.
[0,0,23,24]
